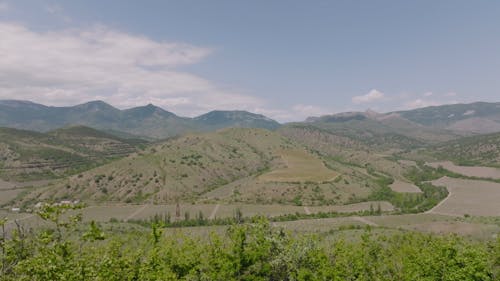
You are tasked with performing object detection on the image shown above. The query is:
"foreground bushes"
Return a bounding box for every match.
[1,207,499,280]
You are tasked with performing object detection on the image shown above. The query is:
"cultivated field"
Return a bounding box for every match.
[259,149,339,183]
[429,176,500,216]
[427,161,500,179]
[389,180,422,193]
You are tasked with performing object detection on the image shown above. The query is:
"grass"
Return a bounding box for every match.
[259,149,340,183]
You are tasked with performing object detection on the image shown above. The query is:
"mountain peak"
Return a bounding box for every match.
[73,100,117,112]
[194,110,280,130]
[123,103,176,118]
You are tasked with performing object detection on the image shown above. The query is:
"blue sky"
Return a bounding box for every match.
[0,0,499,121]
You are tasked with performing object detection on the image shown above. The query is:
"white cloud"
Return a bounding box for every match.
[0,22,266,117]
[445,92,457,97]
[352,89,385,104]
[254,104,331,122]
[423,92,433,97]
[0,2,9,12]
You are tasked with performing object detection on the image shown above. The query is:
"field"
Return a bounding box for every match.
[429,176,500,216]
[389,179,422,193]
[259,149,339,183]
[427,161,500,179]
[0,179,54,206]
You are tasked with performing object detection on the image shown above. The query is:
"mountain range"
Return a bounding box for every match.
[0,100,280,139]
[2,100,500,140]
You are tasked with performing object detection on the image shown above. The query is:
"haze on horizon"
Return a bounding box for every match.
[0,0,499,122]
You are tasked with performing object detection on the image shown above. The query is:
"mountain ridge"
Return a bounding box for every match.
[0,100,281,139]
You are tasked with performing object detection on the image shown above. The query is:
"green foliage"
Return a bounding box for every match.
[0,214,498,280]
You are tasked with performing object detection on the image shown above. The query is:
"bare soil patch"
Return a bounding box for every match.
[429,176,500,216]
[389,180,422,193]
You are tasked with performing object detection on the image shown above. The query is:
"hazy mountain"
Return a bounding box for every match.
[395,102,500,134]
[296,110,457,149]
[299,102,500,147]
[194,110,280,130]
[0,100,281,139]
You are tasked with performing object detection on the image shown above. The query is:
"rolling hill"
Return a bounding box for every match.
[20,128,384,206]
[409,132,500,167]
[0,100,281,139]
[0,126,146,181]
[292,111,455,151]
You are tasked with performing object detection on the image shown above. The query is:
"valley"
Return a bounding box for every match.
[2,101,500,243]
[2,100,500,279]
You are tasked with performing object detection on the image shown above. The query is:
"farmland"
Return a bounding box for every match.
[427,161,500,179]
[258,149,339,183]
[428,176,500,216]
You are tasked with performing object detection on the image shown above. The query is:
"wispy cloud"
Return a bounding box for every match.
[0,22,268,117]
[352,89,385,104]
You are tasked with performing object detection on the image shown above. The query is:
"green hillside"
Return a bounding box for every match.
[414,132,500,167]
[0,126,145,181]
[22,128,387,206]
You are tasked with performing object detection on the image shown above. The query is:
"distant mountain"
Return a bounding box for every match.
[0,126,146,181]
[395,102,500,134]
[0,100,281,139]
[194,110,280,130]
[296,110,458,150]
[298,102,500,148]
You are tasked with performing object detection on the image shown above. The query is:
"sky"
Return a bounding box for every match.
[0,1,499,122]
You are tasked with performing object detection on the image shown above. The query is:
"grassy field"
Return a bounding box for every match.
[258,149,339,183]
[427,161,500,179]
[429,177,500,216]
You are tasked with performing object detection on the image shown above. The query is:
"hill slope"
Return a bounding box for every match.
[22,128,384,206]
[0,126,145,181]
[415,132,500,167]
